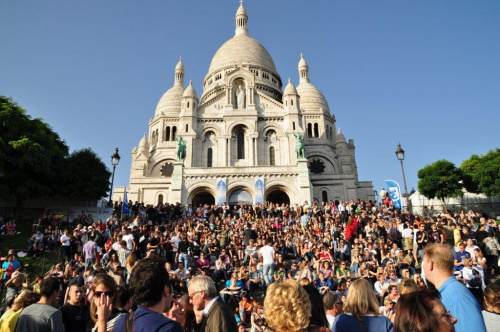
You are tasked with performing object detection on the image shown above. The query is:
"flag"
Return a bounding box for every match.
[122,188,130,216]
[385,179,402,210]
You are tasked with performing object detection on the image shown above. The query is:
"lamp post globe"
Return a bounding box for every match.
[395,143,410,212]
[395,143,405,161]
[109,148,121,207]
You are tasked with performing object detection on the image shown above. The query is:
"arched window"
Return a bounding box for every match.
[187,102,190,108]
[172,126,177,140]
[314,123,319,138]
[329,127,333,140]
[322,191,328,203]
[207,148,213,167]
[293,122,296,131]
[237,130,245,159]
[291,99,294,106]
[158,194,164,205]
[186,124,189,132]
[285,100,288,106]
[269,146,275,166]
[307,123,313,137]
[325,126,329,139]
[155,129,159,143]
[165,127,171,141]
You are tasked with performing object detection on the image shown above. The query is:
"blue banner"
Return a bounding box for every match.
[216,178,227,206]
[385,179,402,210]
[122,188,130,216]
[254,178,265,204]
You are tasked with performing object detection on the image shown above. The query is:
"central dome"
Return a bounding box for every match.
[207,34,277,75]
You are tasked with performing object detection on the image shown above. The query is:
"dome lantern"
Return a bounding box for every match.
[298,53,310,84]
[235,0,248,36]
[174,56,185,87]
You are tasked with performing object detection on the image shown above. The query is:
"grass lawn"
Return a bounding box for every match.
[1,220,60,279]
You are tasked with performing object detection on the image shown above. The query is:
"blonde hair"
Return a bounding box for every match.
[344,279,380,320]
[423,243,454,273]
[399,278,418,295]
[484,284,500,313]
[12,290,40,311]
[264,279,311,332]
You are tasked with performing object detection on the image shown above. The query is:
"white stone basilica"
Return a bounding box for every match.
[113,2,374,207]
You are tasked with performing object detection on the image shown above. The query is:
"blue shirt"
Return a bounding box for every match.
[113,306,182,332]
[439,276,486,332]
[333,314,394,332]
[300,214,309,226]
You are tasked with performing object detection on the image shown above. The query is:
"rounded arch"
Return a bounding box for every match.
[265,185,290,205]
[305,152,340,174]
[227,120,255,135]
[227,72,255,88]
[150,159,176,177]
[264,180,298,204]
[188,184,217,206]
[156,192,165,205]
[318,187,330,203]
[201,125,223,138]
[227,182,254,199]
[260,123,284,138]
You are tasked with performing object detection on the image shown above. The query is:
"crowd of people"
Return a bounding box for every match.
[1,199,500,331]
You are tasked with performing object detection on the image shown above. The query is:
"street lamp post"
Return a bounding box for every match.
[395,143,411,212]
[108,148,121,207]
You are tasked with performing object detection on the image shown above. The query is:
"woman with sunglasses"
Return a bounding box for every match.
[90,274,118,332]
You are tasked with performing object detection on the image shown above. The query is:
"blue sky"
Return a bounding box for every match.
[1,0,499,200]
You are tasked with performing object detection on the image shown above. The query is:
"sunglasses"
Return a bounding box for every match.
[94,291,114,297]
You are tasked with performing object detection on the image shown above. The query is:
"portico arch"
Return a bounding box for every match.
[227,184,254,207]
[188,186,216,207]
[265,185,291,205]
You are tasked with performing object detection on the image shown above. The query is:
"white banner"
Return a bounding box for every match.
[47,206,114,223]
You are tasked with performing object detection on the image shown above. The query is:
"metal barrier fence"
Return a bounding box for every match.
[411,202,500,219]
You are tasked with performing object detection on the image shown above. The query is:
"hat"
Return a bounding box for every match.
[68,276,85,287]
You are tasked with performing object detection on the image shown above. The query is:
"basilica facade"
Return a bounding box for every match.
[113,3,374,207]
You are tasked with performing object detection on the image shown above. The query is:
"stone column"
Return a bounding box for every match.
[168,161,184,204]
[297,158,313,205]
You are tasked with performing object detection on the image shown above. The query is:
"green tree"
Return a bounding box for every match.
[0,96,69,219]
[59,148,111,202]
[417,159,464,212]
[460,148,500,197]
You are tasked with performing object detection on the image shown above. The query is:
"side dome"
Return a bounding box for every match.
[283,78,297,95]
[155,85,184,116]
[296,82,330,113]
[207,35,277,75]
[183,81,198,99]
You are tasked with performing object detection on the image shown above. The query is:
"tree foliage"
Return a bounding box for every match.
[59,148,111,201]
[460,148,500,197]
[0,96,69,205]
[417,160,464,206]
[0,96,112,219]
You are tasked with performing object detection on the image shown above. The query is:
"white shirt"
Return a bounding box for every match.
[60,234,70,246]
[326,314,336,330]
[203,296,219,317]
[402,228,413,239]
[122,234,134,251]
[259,245,275,265]
[171,236,181,252]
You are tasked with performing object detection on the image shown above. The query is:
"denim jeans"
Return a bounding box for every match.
[179,253,190,268]
[262,263,275,285]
